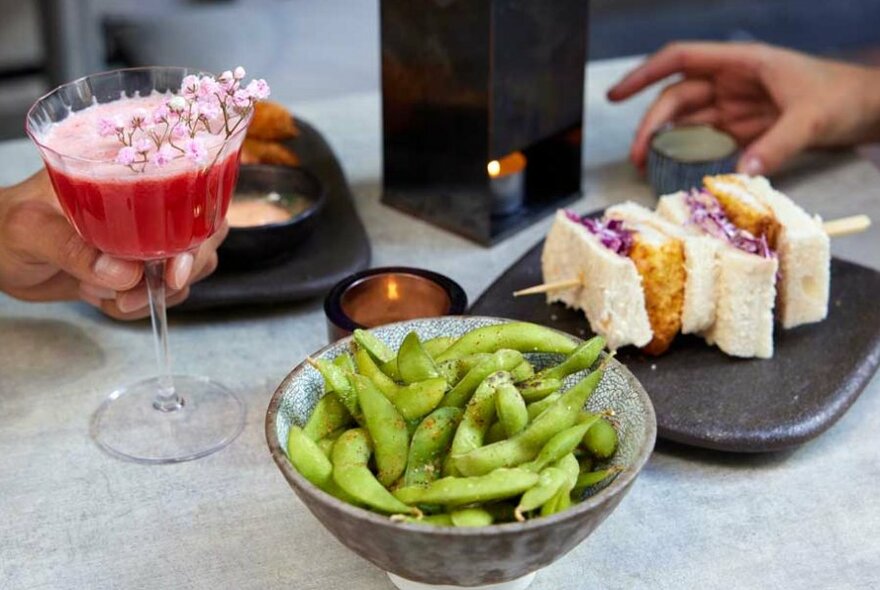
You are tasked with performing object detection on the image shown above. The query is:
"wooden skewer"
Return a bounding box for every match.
[823,214,871,238]
[513,215,871,297]
[513,278,582,297]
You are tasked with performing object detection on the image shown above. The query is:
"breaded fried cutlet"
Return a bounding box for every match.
[703,174,780,249]
[628,226,686,355]
[241,138,300,167]
[247,101,299,141]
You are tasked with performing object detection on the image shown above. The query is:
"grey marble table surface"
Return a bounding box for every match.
[1,58,879,590]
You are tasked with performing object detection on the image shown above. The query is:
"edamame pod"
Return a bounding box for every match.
[400,513,454,526]
[437,353,493,386]
[397,332,441,383]
[355,347,399,399]
[394,378,447,421]
[452,365,606,476]
[287,425,333,489]
[515,466,567,521]
[423,336,456,359]
[519,378,562,403]
[353,329,395,364]
[582,416,619,459]
[495,382,528,437]
[484,421,507,444]
[534,336,605,381]
[573,467,621,495]
[526,416,600,473]
[303,393,353,441]
[331,428,415,515]
[526,392,562,421]
[317,438,335,458]
[510,360,535,383]
[435,322,577,362]
[394,468,539,506]
[405,407,463,487]
[450,507,494,527]
[357,347,446,420]
[333,352,357,373]
[441,349,523,409]
[309,358,363,423]
[446,371,512,474]
[541,453,579,517]
[350,374,409,486]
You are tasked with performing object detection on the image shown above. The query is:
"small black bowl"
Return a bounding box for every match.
[647,124,739,196]
[219,165,326,271]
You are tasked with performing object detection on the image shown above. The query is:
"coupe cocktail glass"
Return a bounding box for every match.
[26,67,249,463]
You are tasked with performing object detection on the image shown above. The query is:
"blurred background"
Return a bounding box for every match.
[2,0,880,140]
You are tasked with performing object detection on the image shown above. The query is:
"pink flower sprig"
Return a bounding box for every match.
[98,66,270,172]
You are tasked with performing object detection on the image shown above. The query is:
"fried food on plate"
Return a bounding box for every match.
[248,100,299,141]
[241,137,300,167]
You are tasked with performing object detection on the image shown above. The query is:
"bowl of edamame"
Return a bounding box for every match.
[266,317,656,589]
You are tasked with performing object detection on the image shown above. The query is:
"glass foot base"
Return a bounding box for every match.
[90,375,245,464]
[387,572,537,590]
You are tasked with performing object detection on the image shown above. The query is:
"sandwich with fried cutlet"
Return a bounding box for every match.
[542,209,687,355]
[703,174,830,329]
[658,190,779,358]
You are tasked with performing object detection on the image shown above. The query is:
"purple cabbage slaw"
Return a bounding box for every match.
[565,210,634,256]
[685,190,774,258]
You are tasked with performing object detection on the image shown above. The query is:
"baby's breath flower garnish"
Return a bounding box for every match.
[100,66,270,172]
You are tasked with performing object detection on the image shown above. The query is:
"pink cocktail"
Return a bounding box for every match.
[26,67,263,464]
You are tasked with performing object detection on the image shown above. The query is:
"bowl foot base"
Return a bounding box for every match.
[387,571,537,590]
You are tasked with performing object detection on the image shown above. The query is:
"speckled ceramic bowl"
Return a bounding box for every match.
[265,317,656,588]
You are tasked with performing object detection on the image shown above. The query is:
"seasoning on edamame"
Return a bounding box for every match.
[404,407,463,487]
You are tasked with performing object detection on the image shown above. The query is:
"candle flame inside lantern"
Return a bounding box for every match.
[487,152,526,179]
[386,277,400,301]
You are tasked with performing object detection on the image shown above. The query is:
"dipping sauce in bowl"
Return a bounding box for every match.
[226,191,298,227]
[218,165,326,270]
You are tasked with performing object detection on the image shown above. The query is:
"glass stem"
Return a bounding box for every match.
[145,259,182,412]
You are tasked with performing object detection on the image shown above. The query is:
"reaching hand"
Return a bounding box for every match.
[608,42,880,175]
[0,170,226,319]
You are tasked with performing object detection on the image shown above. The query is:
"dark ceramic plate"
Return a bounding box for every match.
[471,234,880,453]
[179,119,370,310]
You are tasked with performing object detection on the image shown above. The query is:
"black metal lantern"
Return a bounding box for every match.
[381,0,589,244]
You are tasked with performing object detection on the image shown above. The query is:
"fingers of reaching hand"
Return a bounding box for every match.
[608,41,765,101]
[738,108,819,175]
[631,79,715,168]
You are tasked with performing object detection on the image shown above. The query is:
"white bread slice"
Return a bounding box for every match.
[705,247,778,359]
[607,201,719,335]
[541,211,652,350]
[744,176,830,328]
[657,192,778,358]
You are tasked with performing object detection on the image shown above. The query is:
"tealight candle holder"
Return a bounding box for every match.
[324,267,468,342]
[380,0,588,245]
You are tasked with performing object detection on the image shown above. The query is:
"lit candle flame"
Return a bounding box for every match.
[386,278,400,301]
[487,160,501,177]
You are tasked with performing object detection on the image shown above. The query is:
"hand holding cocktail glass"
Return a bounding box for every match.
[25,66,269,463]
[0,169,225,318]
